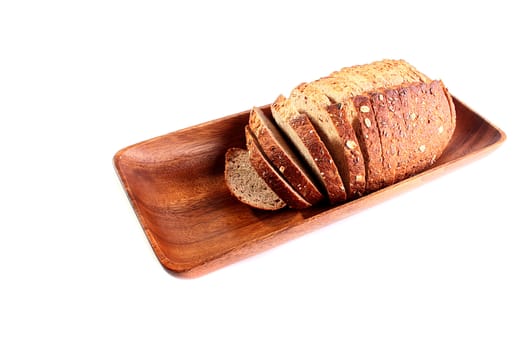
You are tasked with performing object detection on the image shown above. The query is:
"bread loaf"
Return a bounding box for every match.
[225,59,456,210]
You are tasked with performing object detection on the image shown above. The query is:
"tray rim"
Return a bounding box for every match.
[114,96,506,277]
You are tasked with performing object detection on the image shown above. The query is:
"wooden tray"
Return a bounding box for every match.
[114,97,506,278]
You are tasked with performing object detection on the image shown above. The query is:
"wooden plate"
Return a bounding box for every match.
[114,97,506,278]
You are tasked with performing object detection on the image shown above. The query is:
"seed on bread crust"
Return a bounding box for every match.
[345,140,357,150]
[360,105,370,113]
[364,117,372,128]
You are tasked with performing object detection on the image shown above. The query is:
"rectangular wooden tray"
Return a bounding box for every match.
[114,97,505,278]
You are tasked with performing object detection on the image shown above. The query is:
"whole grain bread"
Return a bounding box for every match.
[224,147,286,210]
[249,107,324,205]
[245,126,312,209]
[225,59,456,210]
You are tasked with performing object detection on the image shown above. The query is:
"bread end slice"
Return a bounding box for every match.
[224,147,286,210]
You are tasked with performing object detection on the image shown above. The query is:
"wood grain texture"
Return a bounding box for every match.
[114,99,505,278]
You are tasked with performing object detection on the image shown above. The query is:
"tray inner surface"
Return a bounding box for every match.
[114,98,505,277]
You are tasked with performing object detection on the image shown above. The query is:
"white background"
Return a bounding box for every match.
[1,1,523,349]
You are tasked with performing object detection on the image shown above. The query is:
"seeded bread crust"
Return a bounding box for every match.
[271,95,346,204]
[325,102,366,198]
[351,96,385,192]
[383,87,411,183]
[248,107,324,205]
[245,126,311,209]
[403,80,455,176]
[368,91,397,186]
[224,148,286,210]
[338,59,429,89]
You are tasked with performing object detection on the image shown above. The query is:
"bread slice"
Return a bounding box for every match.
[271,95,346,204]
[325,102,366,198]
[383,87,411,183]
[248,107,324,205]
[402,80,456,176]
[224,148,285,210]
[350,95,385,192]
[245,126,311,209]
[368,90,397,186]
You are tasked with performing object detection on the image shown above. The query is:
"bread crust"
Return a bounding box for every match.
[369,91,397,186]
[351,95,384,192]
[225,60,457,210]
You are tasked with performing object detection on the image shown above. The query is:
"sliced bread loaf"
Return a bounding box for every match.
[224,147,286,210]
[271,95,347,204]
[225,59,456,210]
[249,107,324,205]
[347,80,456,192]
[245,126,311,209]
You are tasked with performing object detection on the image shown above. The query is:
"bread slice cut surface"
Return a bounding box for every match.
[224,147,286,210]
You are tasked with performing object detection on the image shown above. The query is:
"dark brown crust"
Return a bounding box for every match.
[245,126,311,209]
[441,81,457,137]
[397,84,412,180]
[249,107,324,205]
[288,114,347,204]
[431,80,456,154]
[351,96,384,192]
[399,80,455,178]
[385,87,411,183]
[368,91,396,186]
[326,103,366,198]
